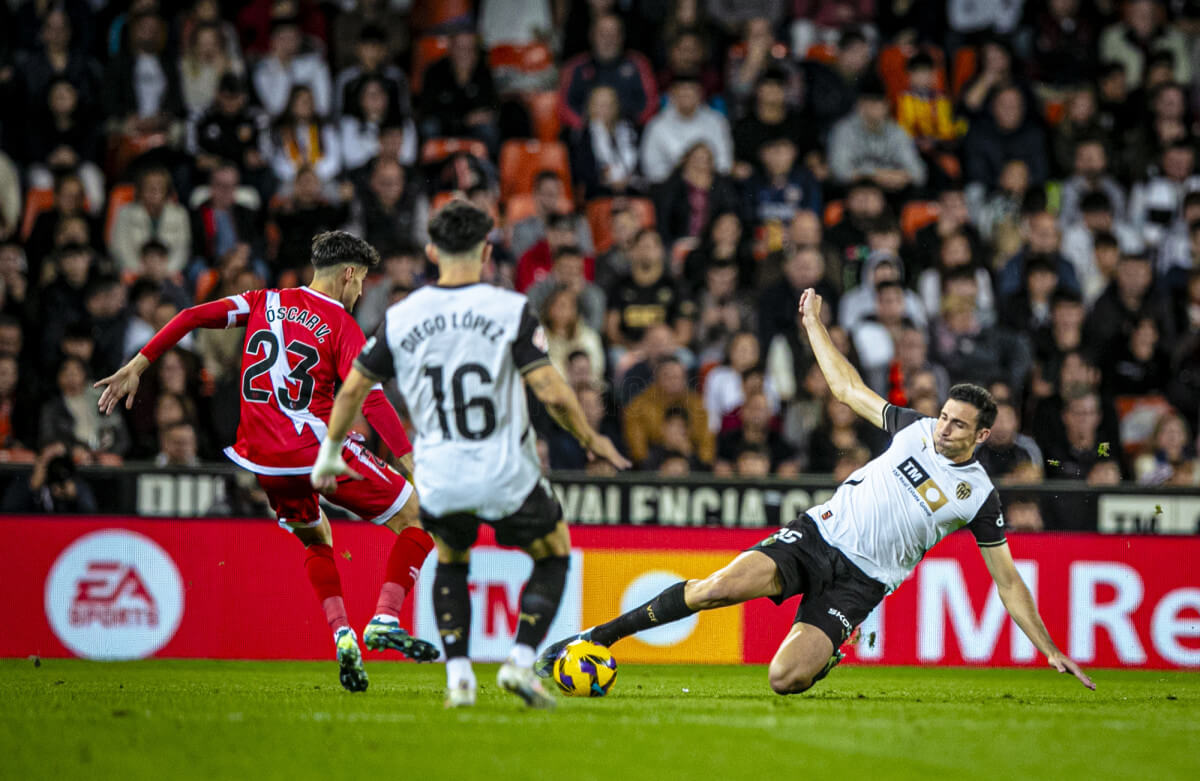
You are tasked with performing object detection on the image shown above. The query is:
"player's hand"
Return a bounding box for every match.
[587,435,632,471]
[311,439,363,494]
[94,355,149,414]
[798,288,823,331]
[1048,652,1095,690]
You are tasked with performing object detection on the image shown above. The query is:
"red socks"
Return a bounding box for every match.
[375,526,435,618]
[304,544,349,633]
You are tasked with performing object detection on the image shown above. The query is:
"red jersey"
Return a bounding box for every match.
[141,285,411,475]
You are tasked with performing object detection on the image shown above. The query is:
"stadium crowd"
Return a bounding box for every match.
[0,0,1198,528]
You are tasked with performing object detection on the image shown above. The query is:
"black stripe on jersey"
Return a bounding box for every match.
[883,403,925,435]
[977,540,1008,547]
[353,359,387,383]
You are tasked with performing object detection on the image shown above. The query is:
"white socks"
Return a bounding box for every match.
[371,614,399,624]
[447,657,476,689]
[508,644,536,669]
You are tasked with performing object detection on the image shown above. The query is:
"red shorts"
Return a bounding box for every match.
[256,439,414,530]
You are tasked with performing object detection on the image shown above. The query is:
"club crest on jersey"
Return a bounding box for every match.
[897,457,948,511]
[956,481,972,500]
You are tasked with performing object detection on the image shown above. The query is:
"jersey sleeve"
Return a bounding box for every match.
[966,490,1007,547]
[353,320,396,382]
[140,291,257,363]
[511,302,552,375]
[883,403,925,435]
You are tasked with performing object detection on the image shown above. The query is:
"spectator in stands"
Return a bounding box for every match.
[511,172,594,260]
[155,421,200,467]
[190,163,262,272]
[758,243,836,350]
[839,252,927,330]
[339,75,417,173]
[733,67,820,181]
[624,356,713,466]
[541,283,606,385]
[606,229,696,350]
[808,396,882,473]
[82,275,129,378]
[568,85,643,199]
[1052,87,1109,178]
[269,165,352,276]
[1107,317,1169,395]
[957,37,1023,119]
[640,75,733,184]
[40,355,129,460]
[704,331,774,431]
[1100,0,1191,86]
[917,231,995,326]
[1032,290,1089,394]
[895,325,950,401]
[38,243,93,360]
[824,179,885,288]
[516,211,594,294]
[969,158,1030,261]
[656,27,723,101]
[594,202,640,292]
[547,383,621,470]
[252,16,331,118]
[269,84,341,189]
[529,246,606,333]
[1124,78,1189,181]
[123,279,161,360]
[103,10,183,135]
[0,244,33,334]
[24,174,101,280]
[931,294,1032,393]
[803,28,873,133]
[743,136,822,234]
[850,279,916,393]
[1058,137,1128,228]
[999,254,1060,334]
[333,24,409,118]
[179,20,244,116]
[418,28,499,154]
[0,354,36,454]
[16,9,101,116]
[724,16,798,116]
[1031,0,1098,88]
[25,79,105,215]
[559,14,658,131]
[653,142,741,248]
[894,52,965,175]
[829,79,926,196]
[963,85,1049,190]
[976,401,1044,483]
[1086,251,1174,357]
[715,390,795,474]
[1135,412,1199,485]
[682,210,755,294]
[1041,385,1124,530]
[996,211,1080,299]
[641,406,708,473]
[349,158,427,256]
[353,244,420,335]
[1061,193,1141,307]
[1,441,97,513]
[135,240,190,310]
[189,74,273,197]
[110,167,191,275]
[693,256,754,364]
[1129,142,1200,252]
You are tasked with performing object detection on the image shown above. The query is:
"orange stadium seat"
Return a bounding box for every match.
[104,183,136,245]
[504,193,539,224]
[431,191,460,211]
[901,201,940,240]
[499,140,572,202]
[410,0,472,33]
[952,47,977,98]
[411,36,449,94]
[488,42,554,74]
[823,200,844,227]
[420,137,489,166]
[806,43,838,64]
[586,197,656,253]
[878,45,947,101]
[524,90,561,143]
[20,188,54,241]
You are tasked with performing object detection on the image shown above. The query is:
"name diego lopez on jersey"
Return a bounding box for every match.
[396,309,508,354]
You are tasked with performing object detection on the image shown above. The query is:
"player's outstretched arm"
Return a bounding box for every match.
[524,364,631,470]
[798,288,888,429]
[311,367,373,492]
[95,354,151,414]
[980,542,1096,690]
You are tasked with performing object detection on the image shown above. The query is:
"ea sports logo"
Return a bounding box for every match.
[45,530,184,660]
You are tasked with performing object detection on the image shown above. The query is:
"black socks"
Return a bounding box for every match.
[515,555,570,649]
[433,561,471,659]
[590,581,695,647]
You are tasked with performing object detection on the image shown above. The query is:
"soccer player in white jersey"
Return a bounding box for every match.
[538,287,1095,694]
[311,201,631,708]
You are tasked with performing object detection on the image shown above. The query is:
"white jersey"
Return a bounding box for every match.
[355,282,551,518]
[808,405,1006,592]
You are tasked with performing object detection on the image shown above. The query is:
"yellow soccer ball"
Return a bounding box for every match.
[552,640,617,697]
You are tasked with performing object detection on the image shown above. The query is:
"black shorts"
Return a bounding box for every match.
[749,514,887,648]
[419,480,563,551]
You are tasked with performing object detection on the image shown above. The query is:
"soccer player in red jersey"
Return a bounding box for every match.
[95,232,437,692]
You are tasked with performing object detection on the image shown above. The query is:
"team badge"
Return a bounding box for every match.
[956,482,972,500]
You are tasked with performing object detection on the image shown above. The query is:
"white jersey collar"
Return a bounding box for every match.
[301,286,345,309]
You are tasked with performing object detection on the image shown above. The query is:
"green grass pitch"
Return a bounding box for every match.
[2,659,1197,781]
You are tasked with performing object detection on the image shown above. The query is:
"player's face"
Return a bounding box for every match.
[934,399,990,461]
[341,265,369,310]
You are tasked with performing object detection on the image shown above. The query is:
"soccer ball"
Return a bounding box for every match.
[552,640,617,697]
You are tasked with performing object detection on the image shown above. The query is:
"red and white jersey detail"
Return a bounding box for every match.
[221,286,383,474]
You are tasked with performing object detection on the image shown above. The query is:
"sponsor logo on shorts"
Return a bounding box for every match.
[827,607,851,631]
[956,481,972,500]
[897,457,948,512]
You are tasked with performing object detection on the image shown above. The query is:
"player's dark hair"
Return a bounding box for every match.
[310,230,381,270]
[947,383,997,430]
[427,200,495,255]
